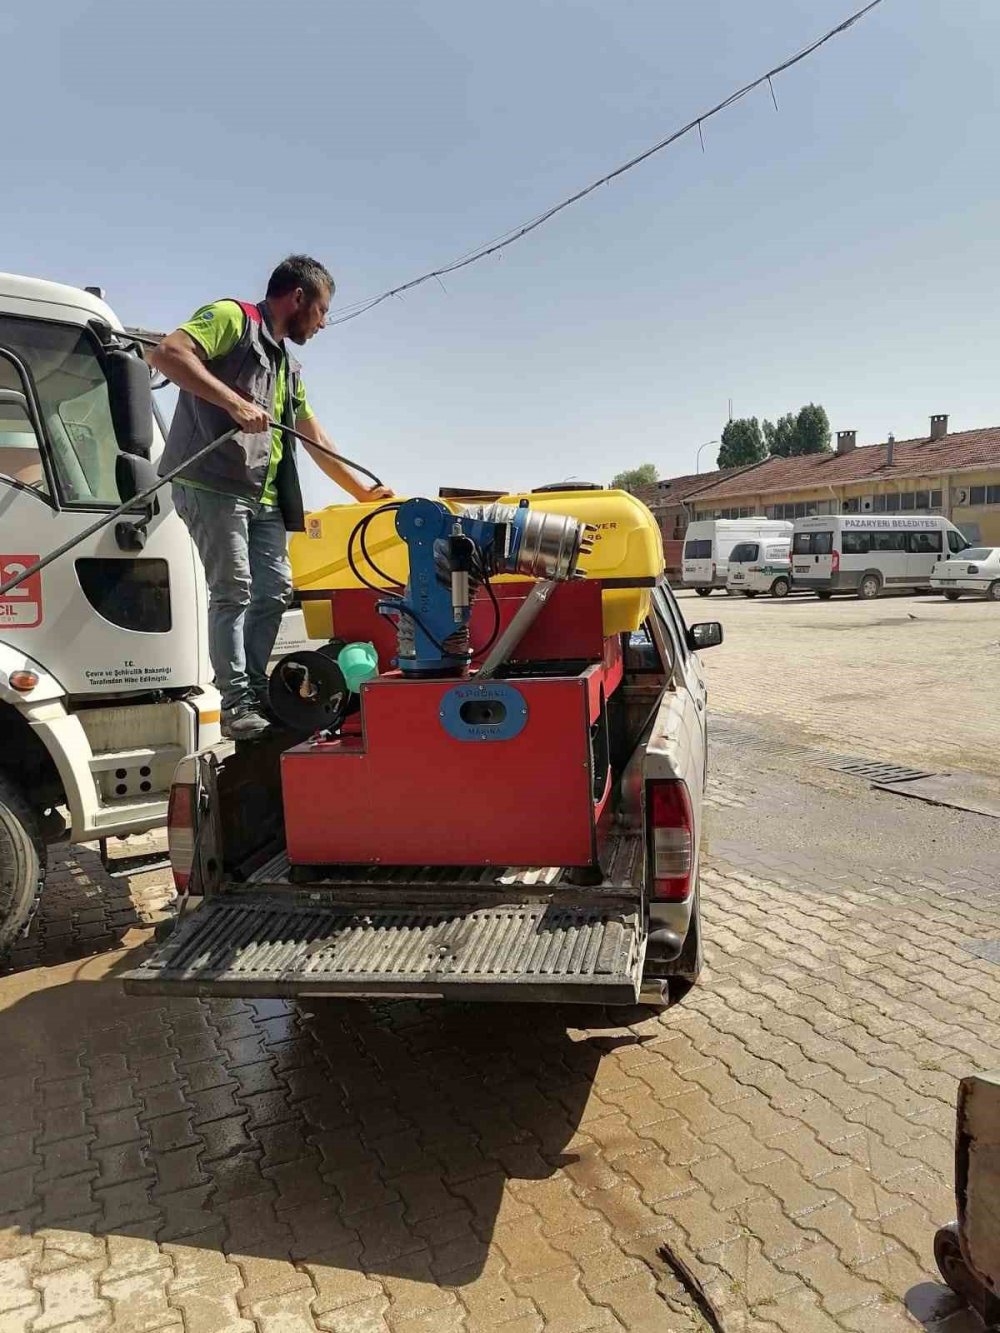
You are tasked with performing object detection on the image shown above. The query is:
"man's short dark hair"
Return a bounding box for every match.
[266,255,335,301]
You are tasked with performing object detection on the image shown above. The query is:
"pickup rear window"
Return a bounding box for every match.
[729,542,759,562]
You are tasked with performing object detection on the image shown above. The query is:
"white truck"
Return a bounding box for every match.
[0,274,226,954]
[682,518,793,595]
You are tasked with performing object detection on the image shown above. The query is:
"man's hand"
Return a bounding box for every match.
[363,485,395,501]
[228,396,270,434]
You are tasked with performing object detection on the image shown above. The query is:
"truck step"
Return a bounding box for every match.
[91,792,168,830]
[122,893,643,1005]
[88,745,184,773]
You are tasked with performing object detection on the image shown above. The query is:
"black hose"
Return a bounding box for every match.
[0,418,384,598]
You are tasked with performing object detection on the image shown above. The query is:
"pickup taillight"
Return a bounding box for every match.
[648,780,694,901]
[167,782,196,894]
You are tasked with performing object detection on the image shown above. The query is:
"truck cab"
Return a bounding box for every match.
[0,274,221,955]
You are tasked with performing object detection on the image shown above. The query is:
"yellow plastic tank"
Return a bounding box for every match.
[290,488,664,639]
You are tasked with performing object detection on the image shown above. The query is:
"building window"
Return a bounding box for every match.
[885,492,900,512]
[970,486,986,505]
[989,485,1000,505]
[931,490,942,507]
[915,490,929,509]
[899,493,915,511]
[871,494,886,512]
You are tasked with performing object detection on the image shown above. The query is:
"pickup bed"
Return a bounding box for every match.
[124,580,718,1011]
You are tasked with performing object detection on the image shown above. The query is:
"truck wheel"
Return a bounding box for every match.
[988,580,1000,602]
[0,776,46,960]
[695,588,712,597]
[857,572,882,600]
[943,590,961,601]
[770,577,790,598]
[816,591,833,601]
[744,590,758,599]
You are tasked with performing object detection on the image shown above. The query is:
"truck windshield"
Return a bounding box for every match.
[0,316,122,506]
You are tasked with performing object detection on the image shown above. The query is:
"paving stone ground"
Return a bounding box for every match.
[1,589,998,1332]
[688,589,1000,778]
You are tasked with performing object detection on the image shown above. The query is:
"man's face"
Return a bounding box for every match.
[287,285,331,344]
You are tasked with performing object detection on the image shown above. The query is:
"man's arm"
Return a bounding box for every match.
[149,331,269,434]
[293,414,393,502]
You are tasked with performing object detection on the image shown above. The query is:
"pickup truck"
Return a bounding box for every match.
[124,579,720,1012]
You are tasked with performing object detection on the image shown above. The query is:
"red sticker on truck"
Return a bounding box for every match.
[0,556,42,628]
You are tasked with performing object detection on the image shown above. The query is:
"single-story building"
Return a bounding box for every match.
[682,416,1000,545]
[636,466,757,572]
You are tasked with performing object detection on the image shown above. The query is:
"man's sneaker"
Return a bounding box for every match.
[221,704,272,741]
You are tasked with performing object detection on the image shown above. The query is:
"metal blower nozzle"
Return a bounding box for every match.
[462,503,588,581]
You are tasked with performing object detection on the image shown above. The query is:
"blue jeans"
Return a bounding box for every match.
[173,484,291,712]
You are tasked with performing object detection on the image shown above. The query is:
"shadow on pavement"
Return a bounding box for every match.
[2,841,172,977]
[0,943,622,1287]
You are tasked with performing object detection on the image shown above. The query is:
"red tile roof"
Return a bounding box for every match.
[690,426,1000,501]
[636,465,756,508]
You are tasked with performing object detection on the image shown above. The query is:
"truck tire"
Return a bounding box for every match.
[816,591,833,601]
[770,577,790,598]
[0,776,46,960]
[943,590,961,601]
[695,588,712,598]
[857,572,882,600]
[988,581,1000,602]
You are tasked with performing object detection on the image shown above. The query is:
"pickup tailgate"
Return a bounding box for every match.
[122,841,644,1005]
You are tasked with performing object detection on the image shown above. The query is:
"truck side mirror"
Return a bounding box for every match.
[115,453,160,551]
[105,348,154,459]
[687,622,724,652]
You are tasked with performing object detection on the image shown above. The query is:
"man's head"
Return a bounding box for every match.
[265,255,334,344]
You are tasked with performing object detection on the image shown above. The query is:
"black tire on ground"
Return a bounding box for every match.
[695,588,712,597]
[770,577,791,598]
[0,775,46,959]
[816,591,834,601]
[944,590,962,602]
[857,572,882,600]
[744,590,758,599]
[988,581,1000,602]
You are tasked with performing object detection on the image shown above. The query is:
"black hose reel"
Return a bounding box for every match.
[267,639,358,735]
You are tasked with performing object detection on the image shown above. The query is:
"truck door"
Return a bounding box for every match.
[0,315,205,694]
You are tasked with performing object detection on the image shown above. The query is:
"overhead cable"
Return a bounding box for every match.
[327,0,886,327]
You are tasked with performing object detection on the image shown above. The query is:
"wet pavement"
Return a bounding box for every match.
[2,592,999,1332]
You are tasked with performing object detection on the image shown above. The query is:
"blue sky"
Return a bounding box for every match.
[3,0,998,506]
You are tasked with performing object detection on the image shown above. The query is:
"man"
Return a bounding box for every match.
[152,255,392,739]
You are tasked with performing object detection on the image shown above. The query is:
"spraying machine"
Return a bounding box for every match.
[272,489,662,873]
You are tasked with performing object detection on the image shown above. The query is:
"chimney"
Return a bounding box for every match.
[836,430,857,455]
[886,433,895,468]
[930,414,948,441]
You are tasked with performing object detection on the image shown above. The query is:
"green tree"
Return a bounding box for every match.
[763,412,797,457]
[611,463,658,492]
[793,403,832,455]
[717,418,766,469]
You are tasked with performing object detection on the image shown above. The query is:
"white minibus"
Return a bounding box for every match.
[791,514,971,599]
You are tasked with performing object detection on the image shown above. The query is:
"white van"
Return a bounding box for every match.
[726,537,793,598]
[682,518,793,596]
[791,514,971,599]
